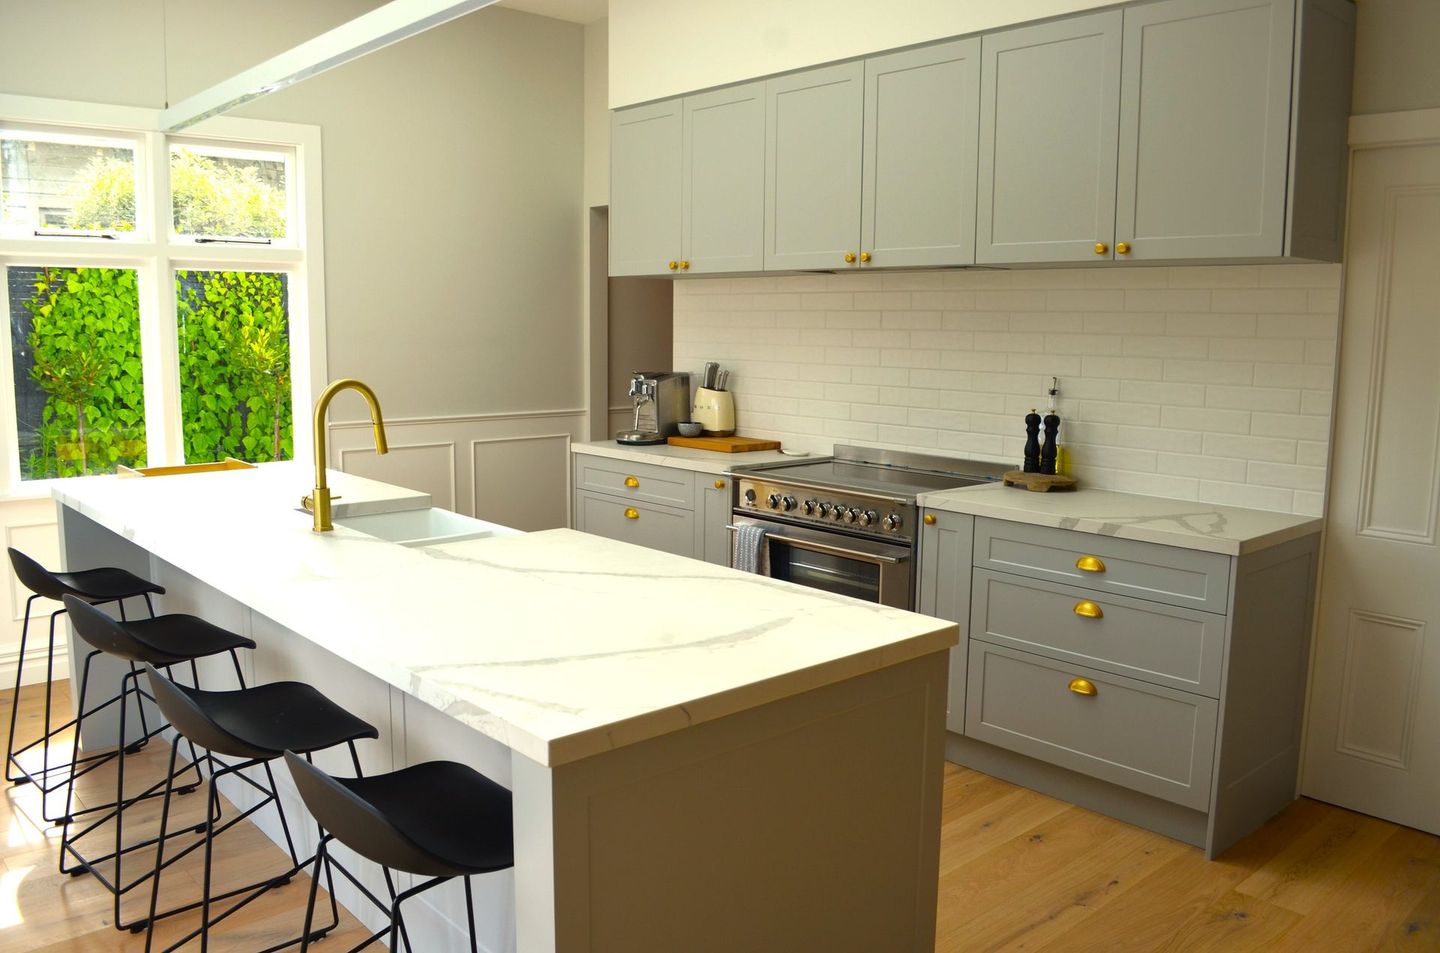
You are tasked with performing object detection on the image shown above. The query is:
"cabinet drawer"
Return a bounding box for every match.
[575,491,695,558]
[965,641,1216,811]
[574,457,695,510]
[973,518,1231,613]
[970,569,1225,697]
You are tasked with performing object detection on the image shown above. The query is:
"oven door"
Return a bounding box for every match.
[729,515,913,609]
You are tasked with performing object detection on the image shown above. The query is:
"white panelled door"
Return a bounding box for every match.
[1302,138,1440,834]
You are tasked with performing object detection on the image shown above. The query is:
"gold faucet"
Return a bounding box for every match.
[302,378,389,532]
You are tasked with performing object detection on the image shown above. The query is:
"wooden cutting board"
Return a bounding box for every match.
[667,435,781,453]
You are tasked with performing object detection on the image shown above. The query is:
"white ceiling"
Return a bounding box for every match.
[501,0,607,24]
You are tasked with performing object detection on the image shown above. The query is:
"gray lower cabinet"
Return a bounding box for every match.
[764,62,865,271]
[918,509,1321,858]
[609,99,683,277]
[976,11,1123,265]
[572,455,733,567]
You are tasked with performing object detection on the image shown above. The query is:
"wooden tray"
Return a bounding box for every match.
[666,435,781,453]
[1003,469,1079,492]
[117,458,256,477]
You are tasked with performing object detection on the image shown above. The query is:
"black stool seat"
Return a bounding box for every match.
[149,675,379,762]
[9,548,165,602]
[64,597,255,665]
[305,759,514,877]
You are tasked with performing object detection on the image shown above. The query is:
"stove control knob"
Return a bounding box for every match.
[766,493,782,510]
[832,505,847,521]
[843,507,860,523]
[744,488,757,505]
[858,510,878,527]
[882,513,903,532]
[781,496,797,512]
[817,502,832,517]
[803,499,819,515]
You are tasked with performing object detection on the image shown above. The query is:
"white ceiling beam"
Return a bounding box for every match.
[160,0,501,132]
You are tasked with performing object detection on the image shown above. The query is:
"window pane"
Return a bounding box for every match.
[171,145,288,240]
[8,266,146,479]
[176,270,293,463]
[1,134,138,234]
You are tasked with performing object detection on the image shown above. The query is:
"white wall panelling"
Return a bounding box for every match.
[330,410,586,531]
[673,264,1341,516]
[0,498,65,685]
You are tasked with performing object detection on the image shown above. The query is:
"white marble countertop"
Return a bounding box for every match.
[916,483,1322,556]
[56,461,954,767]
[572,439,802,474]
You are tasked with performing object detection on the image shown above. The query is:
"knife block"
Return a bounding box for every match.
[692,387,735,437]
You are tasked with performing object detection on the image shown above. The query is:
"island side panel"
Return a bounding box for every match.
[547,651,948,953]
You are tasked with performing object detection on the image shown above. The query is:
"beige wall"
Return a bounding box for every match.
[1352,0,1440,114]
[584,18,610,207]
[606,0,1114,107]
[608,277,673,408]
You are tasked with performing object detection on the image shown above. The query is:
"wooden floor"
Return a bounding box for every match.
[1,684,1437,952]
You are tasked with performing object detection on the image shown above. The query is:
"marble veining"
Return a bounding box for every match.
[918,483,1321,556]
[55,461,954,766]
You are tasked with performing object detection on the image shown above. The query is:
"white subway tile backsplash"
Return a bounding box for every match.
[675,264,1341,515]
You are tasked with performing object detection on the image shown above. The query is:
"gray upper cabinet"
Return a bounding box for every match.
[609,99,683,277]
[764,62,866,272]
[976,12,1122,265]
[861,39,982,268]
[684,83,767,273]
[1115,0,1296,260]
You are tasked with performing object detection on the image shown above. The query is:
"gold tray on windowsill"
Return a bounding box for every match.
[116,458,256,478]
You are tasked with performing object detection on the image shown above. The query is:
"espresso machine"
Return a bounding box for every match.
[616,371,690,445]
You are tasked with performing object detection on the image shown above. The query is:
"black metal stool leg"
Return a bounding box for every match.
[38,608,64,790]
[464,877,478,953]
[5,594,38,783]
[298,834,330,951]
[143,738,185,953]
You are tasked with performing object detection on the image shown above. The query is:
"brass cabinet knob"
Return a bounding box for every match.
[923,513,937,526]
[844,252,857,264]
[667,260,678,271]
[1075,555,1106,573]
[624,507,639,520]
[1116,242,1131,255]
[1068,677,1098,697]
[859,251,872,263]
[1094,242,1109,255]
[679,260,690,270]
[1073,600,1104,619]
[624,475,639,488]
[714,479,726,490]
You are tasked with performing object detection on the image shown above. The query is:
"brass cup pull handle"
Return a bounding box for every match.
[679,260,690,270]
[714,479,726,490]
[624,476,640,488]
[1068,677,1098,697]
[667,260,678,271]
[859,251,872,263]
[1076,555,1106,573]
[1094,242,1109,255]
[1073,601,1104,619]
[624,507,640,520]
[844,252,857,264]
[1116,242,1131,255]
[923,513,937,526]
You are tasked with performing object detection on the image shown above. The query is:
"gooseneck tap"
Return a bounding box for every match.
[303,378,389,532]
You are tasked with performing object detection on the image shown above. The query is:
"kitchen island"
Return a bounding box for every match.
[55,462,956,952]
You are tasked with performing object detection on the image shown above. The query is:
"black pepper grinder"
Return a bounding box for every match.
[1040,411,1060,475]
[1023,410,1042,473]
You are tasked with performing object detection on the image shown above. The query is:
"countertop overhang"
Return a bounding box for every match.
[54,461,956,766]
[917,482,1322,556]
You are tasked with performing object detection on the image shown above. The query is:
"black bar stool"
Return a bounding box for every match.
[286,751,514,953]
[6,547,164,808]
[59,594,256,930]
[141,663,379,953]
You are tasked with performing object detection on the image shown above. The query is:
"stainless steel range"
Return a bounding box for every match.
[728,445,1011,610]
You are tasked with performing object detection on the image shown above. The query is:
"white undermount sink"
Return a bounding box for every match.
[334,507,517,547]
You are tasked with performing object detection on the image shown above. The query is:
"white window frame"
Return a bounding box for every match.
[0,94,327,499]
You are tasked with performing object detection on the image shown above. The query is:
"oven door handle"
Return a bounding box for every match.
[726,525,910,566]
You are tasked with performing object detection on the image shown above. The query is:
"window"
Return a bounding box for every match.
[0,107,324,494]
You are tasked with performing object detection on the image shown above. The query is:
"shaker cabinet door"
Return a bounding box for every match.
[1115,0,1295,260]
[976,11,1123,264]
[610,99,683,276]
[917,509,974,734]
[683,82,767,273]
[861,38,982,268]
[764,62,865,271]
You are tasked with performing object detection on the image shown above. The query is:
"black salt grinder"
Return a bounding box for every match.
[1040,411,1060,475]
[1024,410,1042,473]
